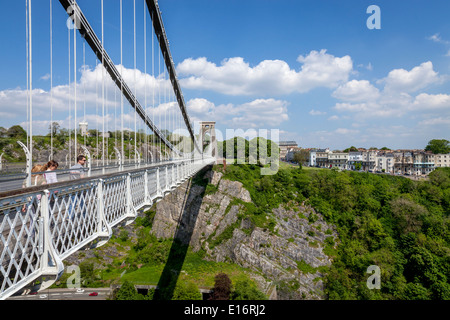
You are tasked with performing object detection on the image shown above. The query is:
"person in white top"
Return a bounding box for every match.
[44,160,59,184]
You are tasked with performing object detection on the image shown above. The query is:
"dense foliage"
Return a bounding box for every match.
[231,279,267,300]
[219,164,450,300]
[217,137,279,162]
[114,280,154,300]
[425,139,450,154]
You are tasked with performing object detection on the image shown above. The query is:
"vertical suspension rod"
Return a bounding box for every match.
[58,0,180,156]
[144,0,201,154]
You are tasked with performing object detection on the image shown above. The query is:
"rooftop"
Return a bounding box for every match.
[279,141,298,146]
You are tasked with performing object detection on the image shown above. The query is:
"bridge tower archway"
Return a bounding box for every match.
[198,121,217,159]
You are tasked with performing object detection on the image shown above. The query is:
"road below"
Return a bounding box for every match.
[6,287,111,300]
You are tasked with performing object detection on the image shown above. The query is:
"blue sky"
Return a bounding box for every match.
[1,0,449,150]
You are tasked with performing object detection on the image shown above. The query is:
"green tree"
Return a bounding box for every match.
[293,149,309,169]
[7,125,27,139]
[48,122,60,137]
[402,282,431,300]
[343,146,358,152]
[119,230,129,242]
[115,280,138,300]
[222,137,250,161]
[172,281,202,300]
[425,139,450,154]
[390,197,427,235]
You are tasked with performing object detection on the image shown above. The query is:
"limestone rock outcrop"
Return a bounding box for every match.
[151,168,338,299]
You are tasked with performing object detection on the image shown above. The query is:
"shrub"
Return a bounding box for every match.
[119,230,129,242]
[172,281,202,300]
[231,279,266,300]
[115,280,138,300]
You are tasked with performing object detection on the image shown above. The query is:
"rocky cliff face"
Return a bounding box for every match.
[151,167,338,300]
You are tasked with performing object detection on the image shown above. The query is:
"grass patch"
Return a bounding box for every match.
[296,260,317,274]
[205,183,219,195]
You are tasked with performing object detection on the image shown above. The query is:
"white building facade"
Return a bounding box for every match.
[307,149,448,175]
[309,148,329,167]
[435,154,450,168]
[375,153,394,173]
[328,152,348,169]
[348,151,363,170]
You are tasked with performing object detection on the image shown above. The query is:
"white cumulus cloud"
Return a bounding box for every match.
[332,80,380,102]
[380,61,441,93]
[332,61,449,121]
[411,93,450,110]
[177,50,352,96]
[186,98,289,129]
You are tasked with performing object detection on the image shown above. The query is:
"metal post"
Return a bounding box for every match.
[39,190,64,289]
[114,146,122,171]
[135,147,141,168]
[156,167,161,196]
[144,169,151,204]
[148,150,153,163]
[17,141,32,187]
[172,163,175,187]
[39,190,48,268]
[126,173,132,215]
[97,179,104,234]
[165,166,168,191]
[93,179,112,247]
[125,173,137,221]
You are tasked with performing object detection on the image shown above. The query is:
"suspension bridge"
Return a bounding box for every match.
[0,0,216,300]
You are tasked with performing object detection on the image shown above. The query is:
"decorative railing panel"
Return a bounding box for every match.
[0,193,42,298]
[147,169,158,200]
[130,172,146,209]
[47,181,100,260]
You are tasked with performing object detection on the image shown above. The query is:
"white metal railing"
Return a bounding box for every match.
[0,157,215,300]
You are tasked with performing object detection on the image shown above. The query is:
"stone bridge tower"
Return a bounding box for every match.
[198,121,217,159]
